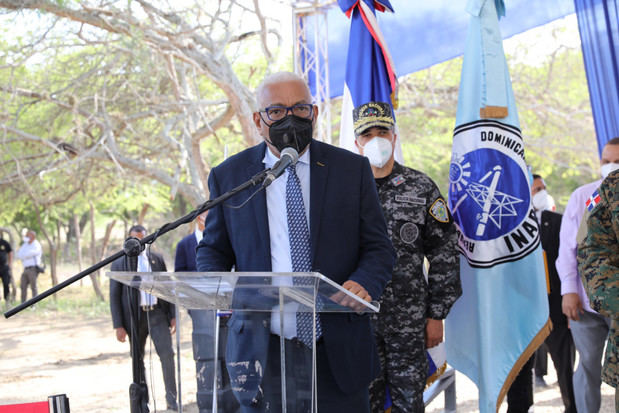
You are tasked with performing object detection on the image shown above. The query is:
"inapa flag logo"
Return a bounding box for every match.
[449,119,540,268]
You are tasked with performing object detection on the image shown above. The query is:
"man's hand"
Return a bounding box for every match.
[330,280,372,311]
[562,293,583,321]
[169,318,176,335]
[115,327,127,343]
[425,318,443,349]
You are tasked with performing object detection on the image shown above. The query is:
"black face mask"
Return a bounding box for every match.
[267,115,313,154]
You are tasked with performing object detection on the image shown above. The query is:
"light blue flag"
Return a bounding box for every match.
[445,1,550,411]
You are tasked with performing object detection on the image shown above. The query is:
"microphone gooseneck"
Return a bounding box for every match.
[262,146,299,188]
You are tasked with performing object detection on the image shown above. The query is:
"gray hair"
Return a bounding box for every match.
[255,72,311,110]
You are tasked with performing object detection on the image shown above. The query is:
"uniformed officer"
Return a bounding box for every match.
[578,169,619,407]
[352,101,462,413]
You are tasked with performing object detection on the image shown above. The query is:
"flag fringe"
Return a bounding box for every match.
[425,361,448,389]
[495,318,553,412]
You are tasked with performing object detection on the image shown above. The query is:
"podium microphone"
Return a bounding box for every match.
[263,146,299,188]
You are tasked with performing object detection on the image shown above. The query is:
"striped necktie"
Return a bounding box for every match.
[286,164,321,346]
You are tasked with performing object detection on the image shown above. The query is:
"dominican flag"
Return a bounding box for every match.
[586,189,601,211]
[337,0,402,162]
[445,1,550,411]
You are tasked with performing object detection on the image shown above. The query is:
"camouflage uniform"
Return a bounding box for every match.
[369,162,462,413]
[578,169,618,398]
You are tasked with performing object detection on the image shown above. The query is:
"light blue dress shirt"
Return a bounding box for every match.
[138,251,157,307]
[262,145,311,338]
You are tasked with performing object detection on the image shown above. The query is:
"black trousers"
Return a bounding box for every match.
[507,355,534,413]
[189,309,238,413]
[508,325,577,413]
[130,306,177,408]
[238,334,370,413]
[534,342,548,377]
[545,321,577,413]
[0,265,10,300]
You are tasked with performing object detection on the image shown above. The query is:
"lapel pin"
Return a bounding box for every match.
[316,161,325,167]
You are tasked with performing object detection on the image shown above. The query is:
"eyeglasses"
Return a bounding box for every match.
[259,104,314,122]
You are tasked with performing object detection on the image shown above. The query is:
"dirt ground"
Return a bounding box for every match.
[1,305,616,412]
[0,308,200,413]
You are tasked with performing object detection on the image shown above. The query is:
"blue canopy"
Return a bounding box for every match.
[574,0,619,154]
[308,0,576,99]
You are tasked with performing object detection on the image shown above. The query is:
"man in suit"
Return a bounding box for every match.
[174,212,238,413]
[506,174,577,412]
[196,71,395,412]
[110,225,178,411]
[531,174,576,412]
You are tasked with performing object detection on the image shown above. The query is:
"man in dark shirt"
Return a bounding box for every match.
[0,234,13,305]
[353,101,462,413]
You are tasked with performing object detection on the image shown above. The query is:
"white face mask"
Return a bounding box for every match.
[23,236,30,243]
[532,190,549,211]
[362,137,393,168]
[600,162,619,179]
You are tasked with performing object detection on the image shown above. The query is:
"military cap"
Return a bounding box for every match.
[352,101,395,136]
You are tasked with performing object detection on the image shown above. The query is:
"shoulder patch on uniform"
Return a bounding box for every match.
[391,175,405,186]
[395,195,426,205]
[429,198,450,223]
[585,189,601,212]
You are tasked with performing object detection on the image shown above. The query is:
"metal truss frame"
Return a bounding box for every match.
[292,1,336,143]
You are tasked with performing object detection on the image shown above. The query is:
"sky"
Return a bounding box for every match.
[0,2,582,87]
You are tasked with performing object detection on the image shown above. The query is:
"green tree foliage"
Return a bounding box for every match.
[0,0,289,285]
[391,19,597,211]
[0,2,600,267]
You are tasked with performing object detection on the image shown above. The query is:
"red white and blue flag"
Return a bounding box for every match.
[337,0,402,162]
[586,189,601,211]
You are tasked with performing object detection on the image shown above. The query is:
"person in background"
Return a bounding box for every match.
[352,101,462,413]
[556,137,619,412]
[578,169,618,411]
[0,232,13,306]
[110,225,178,411]
[15,229,42,303]
[174,212,238,413]
[530,174,576,412]
[532,173,553,389]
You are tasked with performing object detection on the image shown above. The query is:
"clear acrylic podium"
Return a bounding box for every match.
[108,271,379,413]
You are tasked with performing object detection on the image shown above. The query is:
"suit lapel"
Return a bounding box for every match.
[540,211,550,250]
[245,143,271,265]
[309,141,328,262]
[189,236,197,265]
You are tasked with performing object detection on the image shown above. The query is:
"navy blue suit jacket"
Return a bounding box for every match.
[196,140,395,401]
[175,232,198,272]
[540,210,565,324]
